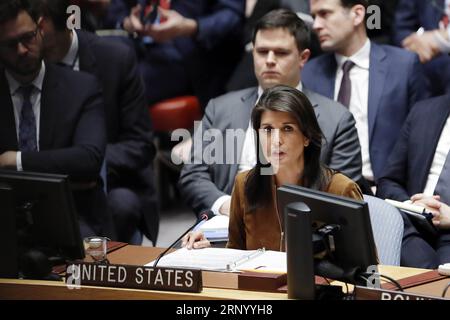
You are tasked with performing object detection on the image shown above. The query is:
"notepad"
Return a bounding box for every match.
[146,247,287,273]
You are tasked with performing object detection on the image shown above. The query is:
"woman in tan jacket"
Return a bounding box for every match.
[184,85,362,251]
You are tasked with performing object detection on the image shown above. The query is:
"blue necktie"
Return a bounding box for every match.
[434,150,450,204]
[18,85,37,152]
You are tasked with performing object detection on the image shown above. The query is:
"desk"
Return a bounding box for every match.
[0,246,285,300]
[0,245,448,300]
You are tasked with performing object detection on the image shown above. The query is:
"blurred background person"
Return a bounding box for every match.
[69,0,112,32]
[393,0,450,97]
[35,0,158,245]
[103,0,246,109]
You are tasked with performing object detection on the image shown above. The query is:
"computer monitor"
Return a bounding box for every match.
[0,170,85,279]
[277,185,378,300]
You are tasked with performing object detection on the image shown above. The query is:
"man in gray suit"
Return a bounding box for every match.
[179,9,362,215]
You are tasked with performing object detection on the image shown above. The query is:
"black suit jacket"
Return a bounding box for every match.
[76,30,158,243]
[0,64,105,179]
[377,94,450,201]
[0,63,109,236]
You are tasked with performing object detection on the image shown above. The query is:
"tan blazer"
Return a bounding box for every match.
[227,171,363,251]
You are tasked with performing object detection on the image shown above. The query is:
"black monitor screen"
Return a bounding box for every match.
[0,169,84,278]
[277,185,378,299]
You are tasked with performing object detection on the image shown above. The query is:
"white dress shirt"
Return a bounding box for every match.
[211,82,303,215]
[423,114,450,196]
[5,62,46,171]
[334,39,372,181]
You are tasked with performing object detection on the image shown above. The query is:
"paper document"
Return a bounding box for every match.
[197,215,229,231]
[384,199,428,214]
[195,215,229,242]
[146,247,286,273]
[237,250,287,273]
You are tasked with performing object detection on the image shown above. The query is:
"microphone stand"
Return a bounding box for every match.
[153,211,213,268]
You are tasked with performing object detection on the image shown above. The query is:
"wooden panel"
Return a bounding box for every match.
[0,279,286,300]
[0,245,444,300]
[406,279,450,298]
[107,245,162,266]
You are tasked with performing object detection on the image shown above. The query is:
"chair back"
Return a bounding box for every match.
[363,195,404,266]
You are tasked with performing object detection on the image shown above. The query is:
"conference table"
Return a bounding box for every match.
[0,245,449,300]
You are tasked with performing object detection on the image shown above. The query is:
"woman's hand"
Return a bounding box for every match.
[181,231,211,249]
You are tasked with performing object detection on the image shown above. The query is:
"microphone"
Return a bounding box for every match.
[153,210,215,268]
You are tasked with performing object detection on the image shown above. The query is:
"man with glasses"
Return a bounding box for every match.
[0,0,113,239]
[1,27,38,51]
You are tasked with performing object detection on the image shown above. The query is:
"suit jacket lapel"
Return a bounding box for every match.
[418,100,450,189]
[321,55,337,99]
[0,72,19,152]
[368,43,387,143]
[39,64,59,150]
[230,88,258,182]
[302,87,321,121]
[233,88,257,130]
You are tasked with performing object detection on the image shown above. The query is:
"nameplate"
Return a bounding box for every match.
[354,286,446,300]
[65,262,202,293]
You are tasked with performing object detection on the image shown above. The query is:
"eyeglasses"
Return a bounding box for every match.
[0,28,39,51]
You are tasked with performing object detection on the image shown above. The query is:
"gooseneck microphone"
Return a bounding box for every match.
[152,210,215,268]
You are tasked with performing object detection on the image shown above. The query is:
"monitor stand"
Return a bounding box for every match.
[285,202,347,300]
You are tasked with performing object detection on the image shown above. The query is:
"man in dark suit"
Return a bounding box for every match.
[34,0,159,245]
[104,0,245,108]
[303,0,428,190]
[179,9,362,216]
[393,0,450,97]
[0,0,110,238]
[377,95,450,269]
